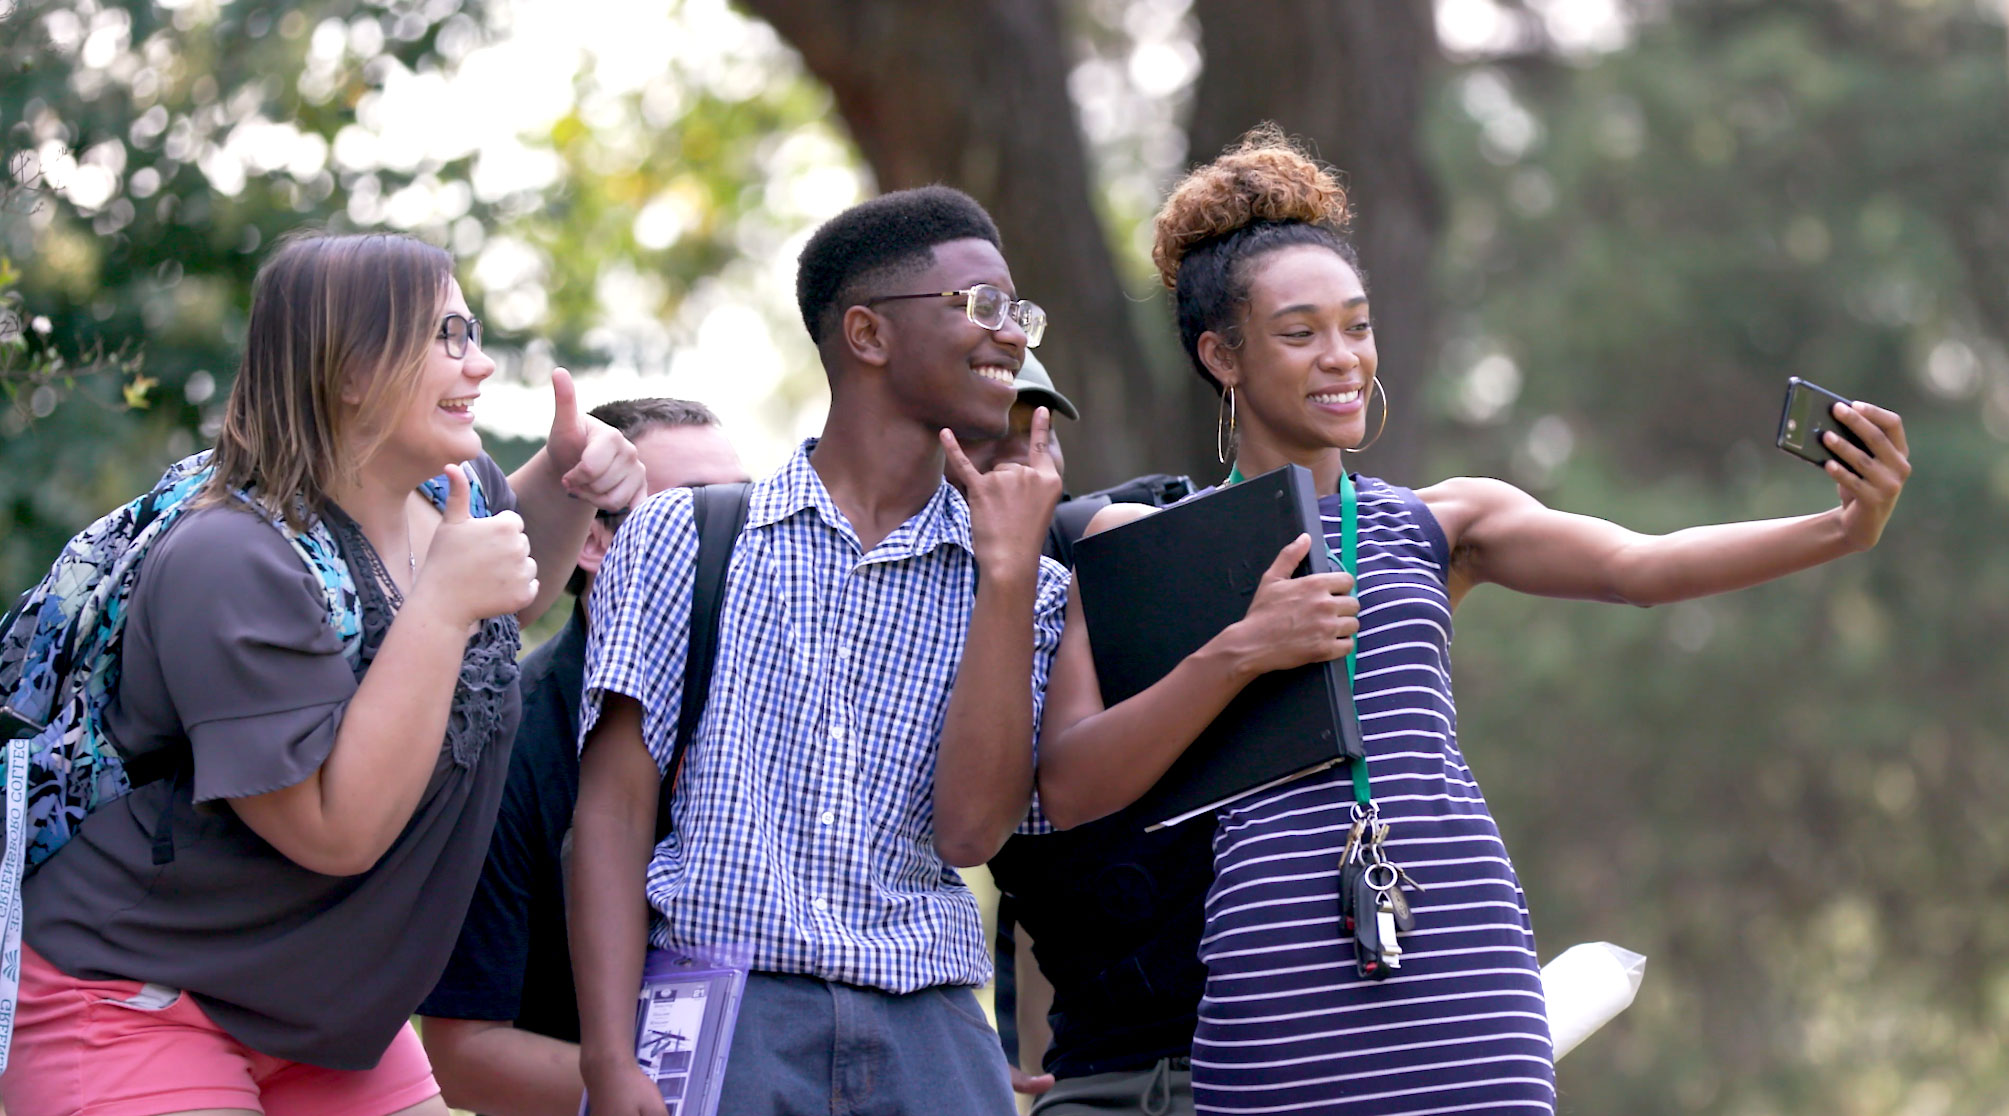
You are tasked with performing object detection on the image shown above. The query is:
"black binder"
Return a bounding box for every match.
[1071,465,1364,830]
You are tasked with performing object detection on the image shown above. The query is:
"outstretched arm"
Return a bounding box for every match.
[1429,400,1911,608]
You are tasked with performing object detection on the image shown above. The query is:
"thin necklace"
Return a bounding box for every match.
[335,505,405,610]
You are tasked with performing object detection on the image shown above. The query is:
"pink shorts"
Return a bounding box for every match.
[0,943,441,1116]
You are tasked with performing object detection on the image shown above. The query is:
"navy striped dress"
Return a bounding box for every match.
[1192,475,1556,1115]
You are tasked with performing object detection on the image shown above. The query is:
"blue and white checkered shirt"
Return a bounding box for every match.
[583,440,1070,992]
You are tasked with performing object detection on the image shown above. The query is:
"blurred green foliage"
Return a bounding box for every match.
[5,0,2008,1111]
[3,0,481,588]
[1429,1,2009,1111]
[0,0,840,592]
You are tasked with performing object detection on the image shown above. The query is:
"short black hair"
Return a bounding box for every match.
[795,185,1002,347]
[588,396,719,440]
[569,397,720,597]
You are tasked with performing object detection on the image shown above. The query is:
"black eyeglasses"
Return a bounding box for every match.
[438,313,483,360]
[863,284,1047,348]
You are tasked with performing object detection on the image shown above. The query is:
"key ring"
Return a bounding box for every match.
[1363,861,1399,892]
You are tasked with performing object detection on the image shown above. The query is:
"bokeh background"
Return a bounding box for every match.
[6,1,2009,1111]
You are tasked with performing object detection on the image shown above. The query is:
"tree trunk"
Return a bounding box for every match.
[745,0,1441,488]
[743,0,1173,489]
[1187,0,1442,485]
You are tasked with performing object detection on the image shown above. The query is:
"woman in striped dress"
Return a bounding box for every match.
[1033,127,1911,1114]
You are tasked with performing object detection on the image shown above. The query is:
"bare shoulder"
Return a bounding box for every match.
[1084,501,1159,537]
[1412,475,1528,507]
[1414,476,1532,544]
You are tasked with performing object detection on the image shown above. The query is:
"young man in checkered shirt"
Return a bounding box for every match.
[571,186,1068,1116]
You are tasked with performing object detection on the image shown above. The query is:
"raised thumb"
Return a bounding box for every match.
[549,368,579,435]
[441,462,472,523]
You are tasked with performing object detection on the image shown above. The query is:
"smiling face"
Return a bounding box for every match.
[866,237,1027,442]
[365,278,496,483]
[1206,244,1376,458]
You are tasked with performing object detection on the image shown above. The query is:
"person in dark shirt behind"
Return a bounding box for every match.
[418,397,748,1116]
[964,354,1204,1115]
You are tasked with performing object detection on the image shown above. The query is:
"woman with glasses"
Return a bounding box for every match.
[2,231,644,1116]
[1032,128,1910,1114]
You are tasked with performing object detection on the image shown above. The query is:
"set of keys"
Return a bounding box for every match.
[1338,807,1422,980]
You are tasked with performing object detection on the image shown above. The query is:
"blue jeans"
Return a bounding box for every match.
[716,972,1016,1116]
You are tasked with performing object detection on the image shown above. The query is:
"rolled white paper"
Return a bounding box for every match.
[1541,941,1647,1060]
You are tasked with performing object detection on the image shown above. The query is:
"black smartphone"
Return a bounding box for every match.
[1776,376,1870,474]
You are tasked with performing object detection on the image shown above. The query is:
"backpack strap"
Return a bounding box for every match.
[1044,475,1194,569]
[1082,472,1195,508]
[993,891,1023,1065]
[1052,495,1112,545]
[655,482,752,844]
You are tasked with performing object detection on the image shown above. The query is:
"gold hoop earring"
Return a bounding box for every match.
[1353,379,1391,452]
[1216,386,1238,465]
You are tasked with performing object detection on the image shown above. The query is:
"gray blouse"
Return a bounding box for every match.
[24,456,522,1070]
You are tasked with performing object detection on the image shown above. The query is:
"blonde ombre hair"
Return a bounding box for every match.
[203,231,453,528]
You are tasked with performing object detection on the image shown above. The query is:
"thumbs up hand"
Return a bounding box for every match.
[412,463,539,630]
[543,368,646,513]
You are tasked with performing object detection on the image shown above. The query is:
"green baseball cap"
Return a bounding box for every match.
[1011,352,1079,420]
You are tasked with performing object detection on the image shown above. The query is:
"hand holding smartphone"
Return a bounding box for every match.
[1776,376,1872,475]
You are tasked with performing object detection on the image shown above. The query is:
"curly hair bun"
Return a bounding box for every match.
[1151,123,1352,290]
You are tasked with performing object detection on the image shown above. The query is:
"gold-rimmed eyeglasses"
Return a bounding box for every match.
[863,284,1046,348]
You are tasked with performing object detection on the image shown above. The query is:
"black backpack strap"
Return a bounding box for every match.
[994,891,1022,1064]
[1052,496,1112,546]
[655,482,752,843]
[1082,473,1195,508]
[1043,475,1194,570]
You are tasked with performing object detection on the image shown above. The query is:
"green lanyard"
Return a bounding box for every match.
[1225,465,1372,806]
